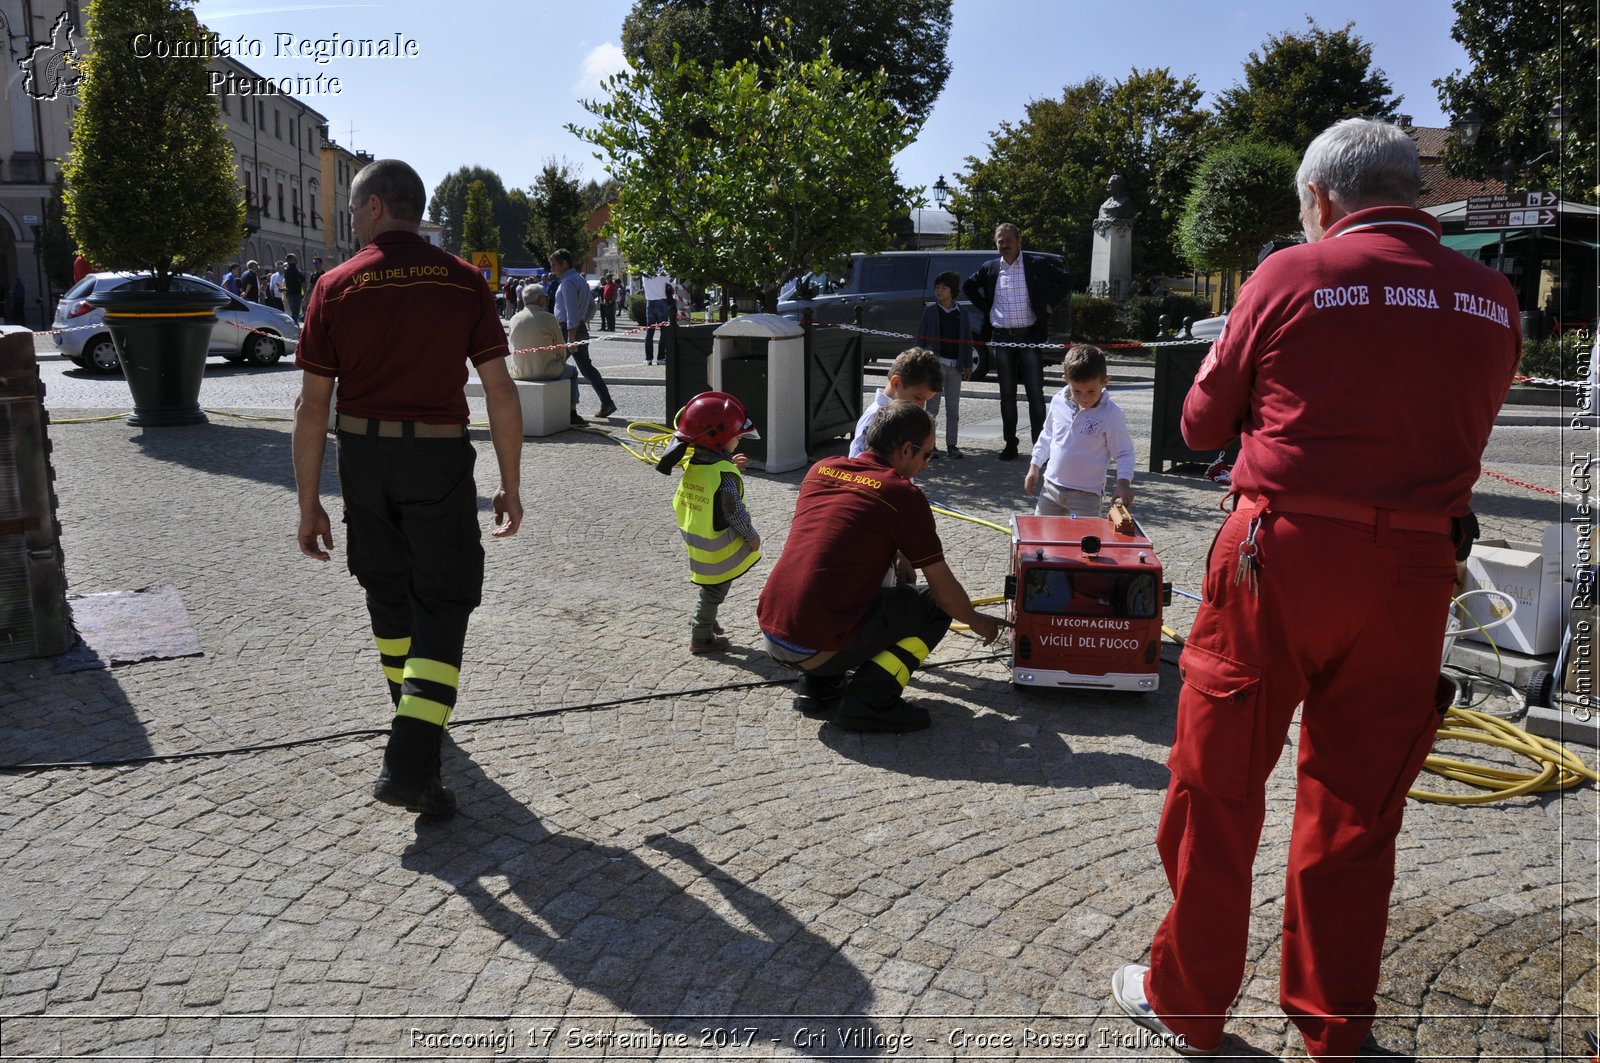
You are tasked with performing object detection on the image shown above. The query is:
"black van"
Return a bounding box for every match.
[776,249,1073,379]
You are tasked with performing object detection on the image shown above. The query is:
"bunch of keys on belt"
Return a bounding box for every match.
[1234,515,1263,595]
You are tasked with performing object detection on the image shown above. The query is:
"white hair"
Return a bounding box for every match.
[1296,118,1421,211]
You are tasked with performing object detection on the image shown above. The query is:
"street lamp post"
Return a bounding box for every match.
[932,175,950,248]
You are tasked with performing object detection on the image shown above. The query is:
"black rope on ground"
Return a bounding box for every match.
[0,653,1011,773]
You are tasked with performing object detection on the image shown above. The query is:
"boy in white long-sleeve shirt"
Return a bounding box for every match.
[1023,344,1135,516]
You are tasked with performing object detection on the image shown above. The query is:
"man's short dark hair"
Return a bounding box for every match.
[1064,344,1109,382]
[934,269,961,294]
[351,159,425,224]
[865,400,933,457]
[551,249,573,268]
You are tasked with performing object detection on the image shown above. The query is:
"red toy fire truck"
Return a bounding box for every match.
[1006,514,1170,692]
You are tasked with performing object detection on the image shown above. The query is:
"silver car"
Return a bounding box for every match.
[51,272,300,373]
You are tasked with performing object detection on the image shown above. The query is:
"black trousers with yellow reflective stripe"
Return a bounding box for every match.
[809,585,951,710]
[336,431,484,730]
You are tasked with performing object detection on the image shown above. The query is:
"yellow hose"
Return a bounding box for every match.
[47,412,128,423]
[931,504,1012,535]
[1409,706,1598,804]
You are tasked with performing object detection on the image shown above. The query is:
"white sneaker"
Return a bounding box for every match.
[1110,964,1219,1057]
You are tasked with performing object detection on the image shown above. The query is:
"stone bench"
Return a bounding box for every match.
[325,375,569,438]
[325,374,569,438]
[463,371,569,438]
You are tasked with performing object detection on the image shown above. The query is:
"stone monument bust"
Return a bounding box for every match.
[1097,175,1133,222]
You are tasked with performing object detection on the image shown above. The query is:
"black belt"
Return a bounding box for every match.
[336,414,467,438]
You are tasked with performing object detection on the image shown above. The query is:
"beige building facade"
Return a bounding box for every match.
[0,0,83,326]
[211,55,331,278]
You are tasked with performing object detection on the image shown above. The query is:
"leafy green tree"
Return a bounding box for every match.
[949,70,1211,281]
[427,166,529,262]
[461,180,500,258]
[1435,0,1596,204]
[1216,19,1400,154]
[1178,140,1301,307]
[63,0,243,289]
[580,176,618,211]
[38,172,75,295]
[526,160,592,267]
[572,38,915,308]
[621,0,951,118]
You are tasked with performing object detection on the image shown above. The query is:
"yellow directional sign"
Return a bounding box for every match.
[471,251,499,287]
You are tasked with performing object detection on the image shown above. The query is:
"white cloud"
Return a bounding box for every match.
[574,43,631,96]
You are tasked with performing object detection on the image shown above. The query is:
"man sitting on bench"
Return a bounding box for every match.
[507,286,585,428]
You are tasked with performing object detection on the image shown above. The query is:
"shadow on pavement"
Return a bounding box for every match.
[1462,488,1565,524]
[131,420,298,491]
[0,662,152,767]
[400,751,884,1058]
[814,685,1171,791]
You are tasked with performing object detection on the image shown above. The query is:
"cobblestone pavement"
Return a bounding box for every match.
[3,328,1595,1060]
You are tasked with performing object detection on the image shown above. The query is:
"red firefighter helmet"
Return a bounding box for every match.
[674,391,760,450]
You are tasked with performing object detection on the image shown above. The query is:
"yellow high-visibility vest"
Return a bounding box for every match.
[673,459,760,585]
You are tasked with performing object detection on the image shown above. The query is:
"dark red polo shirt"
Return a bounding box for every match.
[757,453,945,651]
[295,230,509,424]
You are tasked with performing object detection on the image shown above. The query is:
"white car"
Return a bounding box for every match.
[52,272,300,373]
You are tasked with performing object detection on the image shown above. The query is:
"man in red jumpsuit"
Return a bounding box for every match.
[1111,118,1521,1060]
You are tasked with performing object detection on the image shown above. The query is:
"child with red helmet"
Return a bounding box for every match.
[660,392,763,654]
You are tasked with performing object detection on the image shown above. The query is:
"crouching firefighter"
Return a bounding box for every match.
[756,400,1002,733]
[657,391,763,655]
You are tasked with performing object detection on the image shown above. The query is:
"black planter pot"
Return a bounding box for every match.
[86,287,230,426]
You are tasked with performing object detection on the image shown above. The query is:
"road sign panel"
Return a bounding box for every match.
[1466,190,1556,210]
[1464,207,1557,231]
[471,251,500,287]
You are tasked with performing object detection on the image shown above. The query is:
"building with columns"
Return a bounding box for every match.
[0,0,83,326]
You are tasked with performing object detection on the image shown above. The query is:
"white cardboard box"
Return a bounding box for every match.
[1461,524,1575,656]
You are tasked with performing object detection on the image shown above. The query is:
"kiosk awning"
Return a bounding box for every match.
[1442,231,1522,252]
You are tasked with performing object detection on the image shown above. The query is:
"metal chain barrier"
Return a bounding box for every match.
[817,320,1144,351]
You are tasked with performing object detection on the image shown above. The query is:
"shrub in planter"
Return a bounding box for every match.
[628,291,646,326]
[63,0,245,425]
[65,0,242,287]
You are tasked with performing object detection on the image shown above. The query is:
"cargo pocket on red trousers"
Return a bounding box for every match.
[1380,674,1451,813]
[1170,644,1264,803]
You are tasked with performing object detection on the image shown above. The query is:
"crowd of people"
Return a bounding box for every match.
[220,256,321,322]
[292,115,1523,1062]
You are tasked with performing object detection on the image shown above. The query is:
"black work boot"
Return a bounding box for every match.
[792,672,847,719]
[833,663,930,733]
[373,716,456,817]
[835,697,931,733]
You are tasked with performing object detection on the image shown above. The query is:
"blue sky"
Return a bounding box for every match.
[188,0,1471,205]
